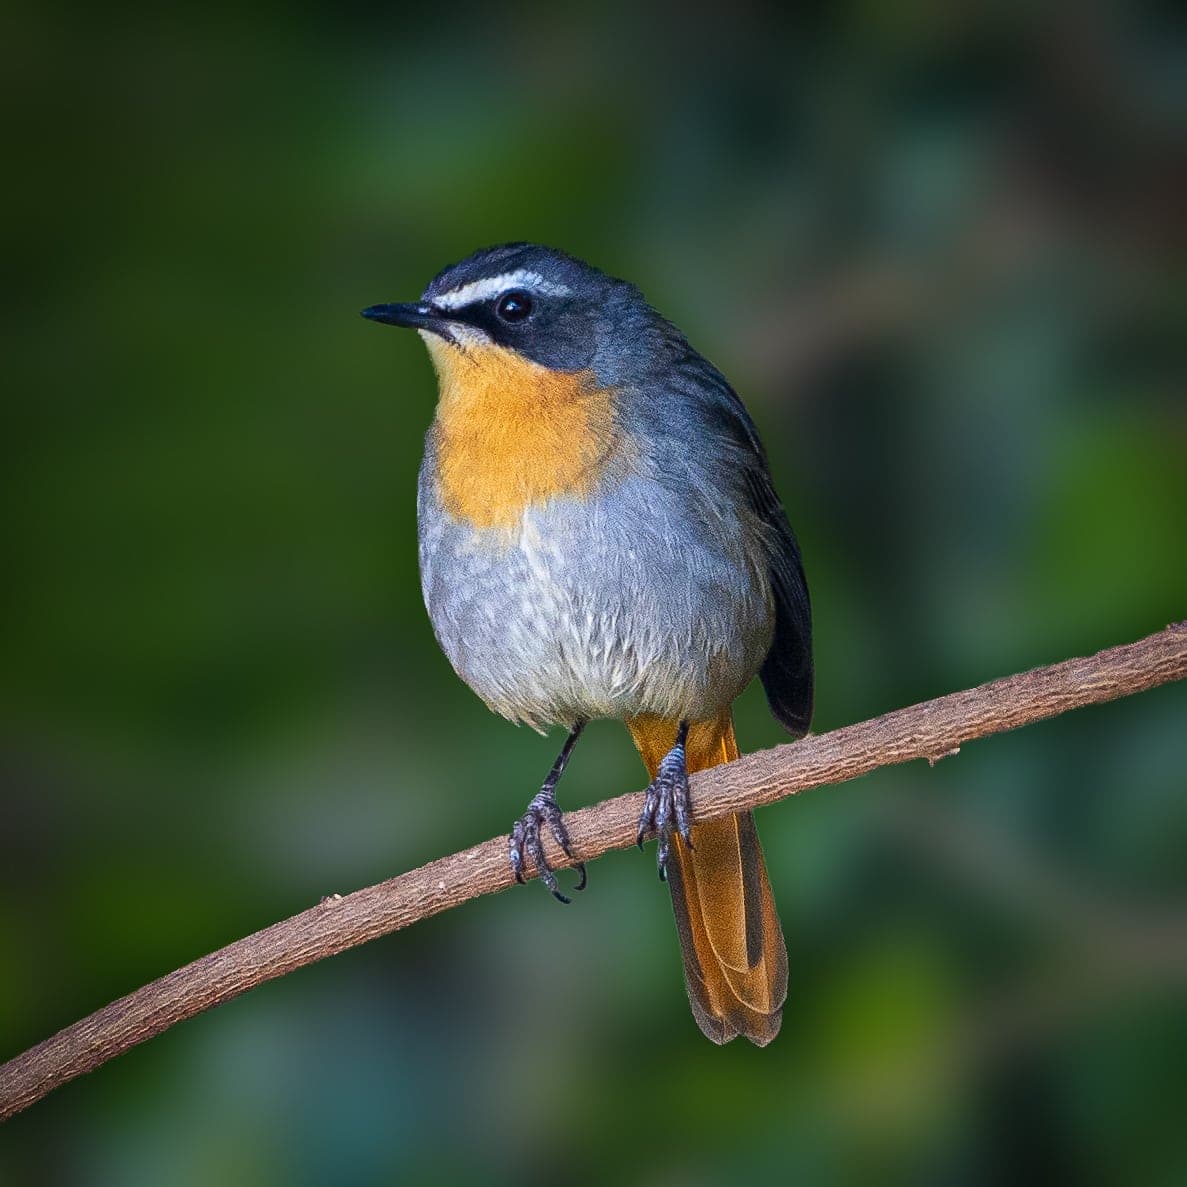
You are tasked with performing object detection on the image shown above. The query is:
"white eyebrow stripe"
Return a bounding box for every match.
[432,269,571,310]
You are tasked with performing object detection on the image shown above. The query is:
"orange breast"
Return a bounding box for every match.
[425,337,625,531]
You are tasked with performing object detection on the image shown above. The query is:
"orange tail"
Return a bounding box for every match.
[628,712,788,1046]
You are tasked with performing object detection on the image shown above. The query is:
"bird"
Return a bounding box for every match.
[362,244,812,1045]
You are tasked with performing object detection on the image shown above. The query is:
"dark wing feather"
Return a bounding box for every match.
[746,461,814,736]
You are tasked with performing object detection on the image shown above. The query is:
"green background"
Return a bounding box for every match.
[3,3,1185,1184]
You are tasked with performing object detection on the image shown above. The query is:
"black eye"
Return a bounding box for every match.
[495,290,533,322]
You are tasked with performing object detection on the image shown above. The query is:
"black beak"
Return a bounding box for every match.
[360,302,446,331]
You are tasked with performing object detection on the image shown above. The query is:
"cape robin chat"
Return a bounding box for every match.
[364,244,812,1044]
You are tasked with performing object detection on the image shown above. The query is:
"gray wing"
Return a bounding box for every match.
[678,353,814,736]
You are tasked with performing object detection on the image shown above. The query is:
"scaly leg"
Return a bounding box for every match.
[636,719,692,880]
[509,720,587,902]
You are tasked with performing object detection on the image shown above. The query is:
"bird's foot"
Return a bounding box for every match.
[636,735,693,880]
[509,789,587,904]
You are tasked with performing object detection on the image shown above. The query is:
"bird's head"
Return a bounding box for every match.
[362,243,670,387]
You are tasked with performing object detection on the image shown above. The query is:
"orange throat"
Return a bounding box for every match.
[424,336,623,531]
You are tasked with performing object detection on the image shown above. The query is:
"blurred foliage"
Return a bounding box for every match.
[2,1,1185,1184]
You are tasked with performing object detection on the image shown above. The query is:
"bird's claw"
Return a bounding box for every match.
[509,790,586,903]
[636,744,692,880]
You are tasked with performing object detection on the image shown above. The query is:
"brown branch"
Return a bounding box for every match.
[3,622,1185,1121]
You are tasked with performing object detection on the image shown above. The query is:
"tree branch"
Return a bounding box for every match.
[3,623,1185,1121]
